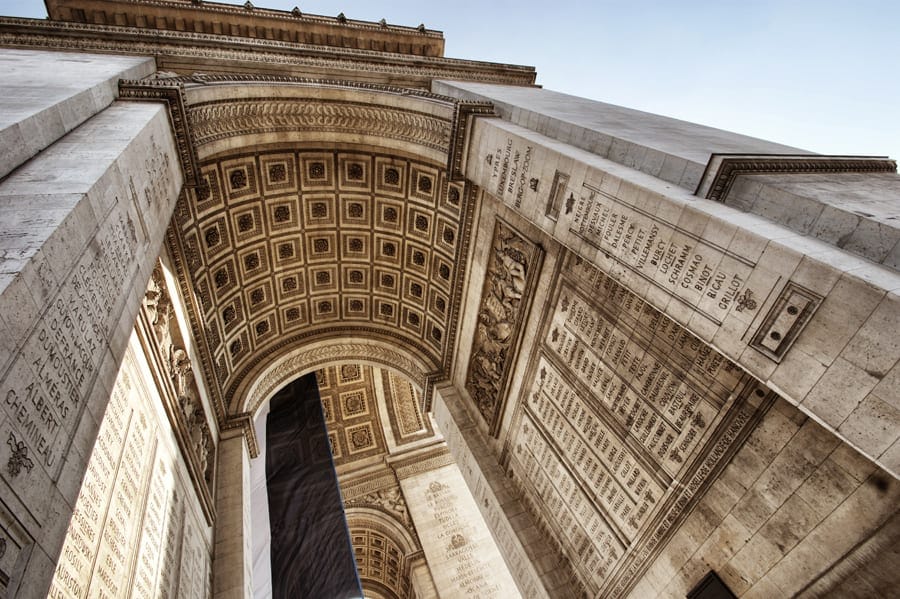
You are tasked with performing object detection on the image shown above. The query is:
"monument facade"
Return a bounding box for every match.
[0,1,898,597]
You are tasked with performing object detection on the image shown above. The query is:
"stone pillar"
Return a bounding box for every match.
[397,454,521,598]
[213,428,253,599]
[408,553,439,599]
[0,50,181,596]
[432,384,566,599]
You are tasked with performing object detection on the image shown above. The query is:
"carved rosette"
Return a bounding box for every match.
[464,219,542,433]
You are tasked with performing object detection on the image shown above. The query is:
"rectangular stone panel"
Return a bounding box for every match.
[505,252,771,597]
[47,335,212,599]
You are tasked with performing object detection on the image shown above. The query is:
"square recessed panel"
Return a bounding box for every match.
[237,243,269,282]
[426,316,444,350]
[303,193,336,228]
[221,157,258,203]
[344,422,376,454]
[260,153,297,193]
[338,364,363,384]
[374,197,404,233]
[406,207,434,244]
[374,298,399,326]
[402,273,428,307]
[202,216,230,260]
[311,294,340,322]
[428,288,449,320]
[339,389,369,419]
[276,272,305,301]
[338,154,371,191]
[435,214,458,257]
[280,302,309,332]
[340,195,371,228]
[440,180,464,215]
[403,240,430,277]
[252,314,276,342]
[267,197,301,232]
[221,296,245,334]
[408,164,439,207]
[431,254,453,292]
[309,265,339,294]
[209,259,238,299]
[341,231,370,262]
[299,152,334,191]
[246,280,273,314]
[342,265,368,291]
[271,236,303,266]
[316,368,330,390]
[342,295,369,320]
[373,267,400,297]
[306,231,338,263]
[373,234,402,267]
[232,205,264,244]
[374,157,407,198]
[194,165,224,216]
[400,306,424,336]
[226,331,250,366]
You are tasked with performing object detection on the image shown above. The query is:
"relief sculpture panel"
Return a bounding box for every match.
[505,252,774,597]
[142,263,216,520]
[464,219,542,434]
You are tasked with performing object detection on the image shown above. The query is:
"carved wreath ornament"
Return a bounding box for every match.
[6,432,33,478]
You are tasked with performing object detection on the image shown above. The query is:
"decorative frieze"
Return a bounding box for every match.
[140,263,216,521]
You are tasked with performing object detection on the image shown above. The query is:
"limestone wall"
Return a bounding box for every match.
[0,48,182,596]
[630,397,900,597]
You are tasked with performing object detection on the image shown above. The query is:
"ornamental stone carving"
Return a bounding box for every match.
[464,219,542,432]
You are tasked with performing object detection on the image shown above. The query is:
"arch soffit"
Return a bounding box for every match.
[144,76,490,426]
[237,338,431,418]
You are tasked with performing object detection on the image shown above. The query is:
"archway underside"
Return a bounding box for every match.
[168,144,474,422]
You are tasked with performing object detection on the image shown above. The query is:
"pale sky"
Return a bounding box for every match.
[2,0,897,160]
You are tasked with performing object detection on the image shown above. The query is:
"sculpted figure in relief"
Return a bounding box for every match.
[465,223,533,425]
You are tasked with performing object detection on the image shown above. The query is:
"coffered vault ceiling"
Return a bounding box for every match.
[145,78,488,426]
[169,147,473,419]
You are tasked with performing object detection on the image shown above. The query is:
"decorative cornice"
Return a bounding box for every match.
[390,445,454,479]
[119,79,202,187]
[0,17,537,86]
[697,153,897,201]
[187,98,451,155]
[221,413,259,458]
[448,101,496,181]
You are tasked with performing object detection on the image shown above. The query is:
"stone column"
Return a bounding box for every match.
[396,452,521,599]
[408,553,439,599]
[213,428,253,599]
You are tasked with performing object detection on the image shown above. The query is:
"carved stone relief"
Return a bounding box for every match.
[142,263,216,510]
[464,219,542,433]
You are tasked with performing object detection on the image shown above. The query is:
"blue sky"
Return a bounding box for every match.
[2,0,897,159]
